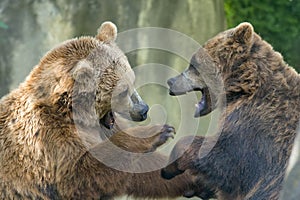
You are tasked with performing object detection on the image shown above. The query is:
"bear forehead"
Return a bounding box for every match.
[204,29,235,48]
[92,43,130,67]
[80,42,132,81]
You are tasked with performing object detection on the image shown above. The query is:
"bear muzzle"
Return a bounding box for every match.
[167,75,194,96]
[129,102,149,121]
[167,75,212,117]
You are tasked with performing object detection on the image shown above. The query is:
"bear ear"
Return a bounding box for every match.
[232,22,254,44]
[96,21,117,42]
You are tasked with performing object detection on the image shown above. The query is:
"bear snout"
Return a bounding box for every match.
[167,77,176,87]
[129,103,149,121]
[167,77,177,96]
[167,76,188,96]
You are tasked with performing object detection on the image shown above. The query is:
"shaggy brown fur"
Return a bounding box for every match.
[0,22,203,199]
[162,22,300,200]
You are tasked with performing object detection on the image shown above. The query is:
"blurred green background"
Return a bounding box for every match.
[0,0,299,199]
[2,0,299,98]
[225,0,300,73]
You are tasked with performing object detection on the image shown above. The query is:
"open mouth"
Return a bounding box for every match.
[168,86,213,118]
[194,87,212,117]
[99,111,115,129]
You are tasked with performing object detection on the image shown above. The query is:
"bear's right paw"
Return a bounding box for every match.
[146,125,175,152]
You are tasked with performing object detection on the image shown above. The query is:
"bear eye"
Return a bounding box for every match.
[119,87,129,98]
[189,64,200,76]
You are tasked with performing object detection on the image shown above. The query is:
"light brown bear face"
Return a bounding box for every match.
[168,22,257,117]
[29,22,148,130]
[72,22,149,129]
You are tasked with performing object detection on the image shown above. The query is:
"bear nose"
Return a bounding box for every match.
[130,102,149,121]
[139,103,149,120]
[140,103,149,115]
[167,77,177,96]
[167,77,175,87]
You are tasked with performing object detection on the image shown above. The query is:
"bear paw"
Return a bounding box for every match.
[145,125,175,152]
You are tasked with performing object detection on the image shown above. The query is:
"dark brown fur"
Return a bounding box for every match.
[163,22,300,199]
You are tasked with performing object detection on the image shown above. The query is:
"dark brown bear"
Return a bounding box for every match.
[0,21,203,199]
[162,22,300,200]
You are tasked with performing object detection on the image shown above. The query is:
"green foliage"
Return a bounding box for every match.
[224,0,300,72]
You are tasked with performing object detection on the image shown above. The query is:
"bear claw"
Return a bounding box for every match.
[146,125,175,152]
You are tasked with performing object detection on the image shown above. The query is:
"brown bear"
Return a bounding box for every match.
[0,21,203,199]
[162,22,300,200]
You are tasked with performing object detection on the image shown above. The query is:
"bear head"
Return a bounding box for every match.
[25,22,148,130]
[168,22,280,117]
